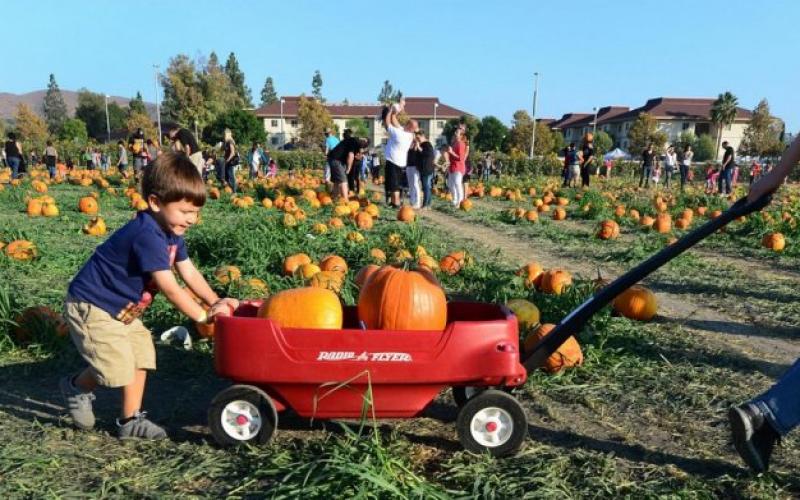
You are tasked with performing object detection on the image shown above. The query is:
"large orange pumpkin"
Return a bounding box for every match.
[538,269,572,295]
[79,196,99,215]
[354,264,380,289]
[357,266,447,331]
[613,285,658,321]
[523,323,583,373]
[258,287,342,329]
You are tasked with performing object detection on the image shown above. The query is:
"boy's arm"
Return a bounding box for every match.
[748,136,800,202]
[150,269,210,322]
[175,259,239,316]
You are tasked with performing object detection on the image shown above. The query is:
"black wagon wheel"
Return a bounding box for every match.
[208,384,278,447]
[456,389,527,457]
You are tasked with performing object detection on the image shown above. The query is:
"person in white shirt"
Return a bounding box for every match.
[679,145,693,191]
[664,145,677,188]
[382,99,418,207]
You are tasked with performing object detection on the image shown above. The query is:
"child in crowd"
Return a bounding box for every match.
[267,158,278,178]
[651,164,661,187]
[704,164,716,193]
[60,152,239,439]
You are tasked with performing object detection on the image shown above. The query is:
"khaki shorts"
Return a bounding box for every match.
[64,296,156,387]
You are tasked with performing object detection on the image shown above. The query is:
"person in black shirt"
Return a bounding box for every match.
[412,131,436,209]
[328,135,368,200]
[640,144,655,188]
[580,133,595,188]
[5,132,23,179]
[719,140,736,195]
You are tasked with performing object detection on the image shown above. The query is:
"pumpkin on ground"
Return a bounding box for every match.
[358,266,447,331]
[506,299,540,330]
[654,213,672,234]
[283,253,312,276]
[299,263,322,280]
[369,248,387,264]
[214,265,242,284]
[762,232,786,252]
[397,206,415,222]
[354,211,374,230]
[523,323,583,373]
[320,255,348,274]
[4,240,37,260]
[79,196,99,215]
[538,269,572,295]
[516,262,544,288]
[82,217,107,236]
[613,285,658,321]
[596,220,620,240]
[258,287,342,329]
[439,252,466,275]
[13,306,69,343]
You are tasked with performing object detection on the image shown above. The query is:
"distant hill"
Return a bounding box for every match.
[0,90,157,120]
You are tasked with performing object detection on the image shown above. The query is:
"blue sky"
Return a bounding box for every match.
[4,0,799,131]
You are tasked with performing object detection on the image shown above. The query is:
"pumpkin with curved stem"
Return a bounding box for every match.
[523,323,583,373]
[283,253,312,276]
[358,266,447,331]
[79,196,98,215]
[613,285,658,321]
[82,217,107,236]
[320,255,348,274]
[214,265,242,284]
[258,287,342,329]
[538,269,572,295]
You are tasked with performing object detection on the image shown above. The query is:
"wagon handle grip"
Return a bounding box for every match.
[522,193,772,372]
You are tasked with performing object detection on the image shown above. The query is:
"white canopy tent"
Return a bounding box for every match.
[603,148,631,161]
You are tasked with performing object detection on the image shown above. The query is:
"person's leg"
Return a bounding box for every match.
[227,164,237,192]
[408,167,421,208]
[454,172,464,206]
[9,157,20,179]
[122,369,147,418]
[422,173,432,207]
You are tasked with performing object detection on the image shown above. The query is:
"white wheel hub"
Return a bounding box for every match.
[470,406,513,447]
[221,400,262,440]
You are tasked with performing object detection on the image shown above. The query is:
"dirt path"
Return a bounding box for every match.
[419,207,800,367]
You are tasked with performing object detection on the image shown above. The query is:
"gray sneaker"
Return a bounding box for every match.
[59,376,96,430]
[117,411,167,440]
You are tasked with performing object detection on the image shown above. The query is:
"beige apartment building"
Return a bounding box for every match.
[551,97,753,156]
[252,96,468,149]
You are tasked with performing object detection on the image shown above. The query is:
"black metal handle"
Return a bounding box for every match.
[522,194,773,372]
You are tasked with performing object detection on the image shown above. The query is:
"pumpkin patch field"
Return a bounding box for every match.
[1,167,799,498]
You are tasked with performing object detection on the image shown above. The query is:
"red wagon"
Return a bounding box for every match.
[209,301,529,456]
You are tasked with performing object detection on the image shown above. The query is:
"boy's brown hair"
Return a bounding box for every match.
[141,151,206,206]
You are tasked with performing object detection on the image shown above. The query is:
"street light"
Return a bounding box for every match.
[433,102,439,145]
[104,94,111,143]
[280,98,285,147]
[529,72,539,159]
[592,106,598,139]
[153,64,162,145]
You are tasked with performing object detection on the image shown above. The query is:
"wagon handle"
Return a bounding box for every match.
[522,193,773,372]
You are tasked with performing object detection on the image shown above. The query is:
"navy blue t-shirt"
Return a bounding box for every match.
[68,211,188,323]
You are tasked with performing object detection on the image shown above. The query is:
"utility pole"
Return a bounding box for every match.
[529,72,539,159]
[104,94,111,143]
[153,64,162,144]
[592,106,598,138]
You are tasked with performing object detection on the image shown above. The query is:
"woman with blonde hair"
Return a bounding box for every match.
[223,128,239,193]
[444,126,467,206]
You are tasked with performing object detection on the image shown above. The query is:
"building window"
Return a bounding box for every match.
[271,137,279,145]
[271,120,278,127]
[682,122,691,130]
[437,120,443,130]
[291,120,298,127]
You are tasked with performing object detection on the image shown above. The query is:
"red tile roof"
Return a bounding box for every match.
[562,106,631,129]
[253,96,468,119]
[602,97,752,123]
[549,113,592,130]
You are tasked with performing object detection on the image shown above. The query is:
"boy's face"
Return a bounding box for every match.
[148,196,201,236]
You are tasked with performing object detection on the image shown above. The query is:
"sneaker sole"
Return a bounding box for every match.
[59,377,95,431]
[728,407,766,473]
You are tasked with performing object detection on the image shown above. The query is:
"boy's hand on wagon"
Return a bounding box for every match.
[209,298,239,319]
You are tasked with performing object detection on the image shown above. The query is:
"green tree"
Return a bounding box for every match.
[160,54,204,128]
[311,70,324,102]
[504,110,533,154]
[199,52,244,128]
[693,134,716,162]
[475,116,508,151]
[42,73,68,135]
[627,113,668,154]
[740,99,783,158]
[442,115,480,145]
[59,118,88,143]
[224,52,252,106]
[593,130,613,157]
[126,112,157,142]
[377,80,402,104]
[203,108,266,147]
[14,103,49,149]
[297,96,333,150]
[74,90,126,140]
[260,76,278,106]
[677,130,696,150]
[129,91,147,116]
[532,121,555,156]
[710,91,739,159]
[345,118,370,139]
[551,130,565,154]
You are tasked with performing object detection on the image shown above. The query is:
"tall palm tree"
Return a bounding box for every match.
[710,91,739,160]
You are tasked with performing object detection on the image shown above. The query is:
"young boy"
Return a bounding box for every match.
[729,134,800,473]
[60,152,238,439]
